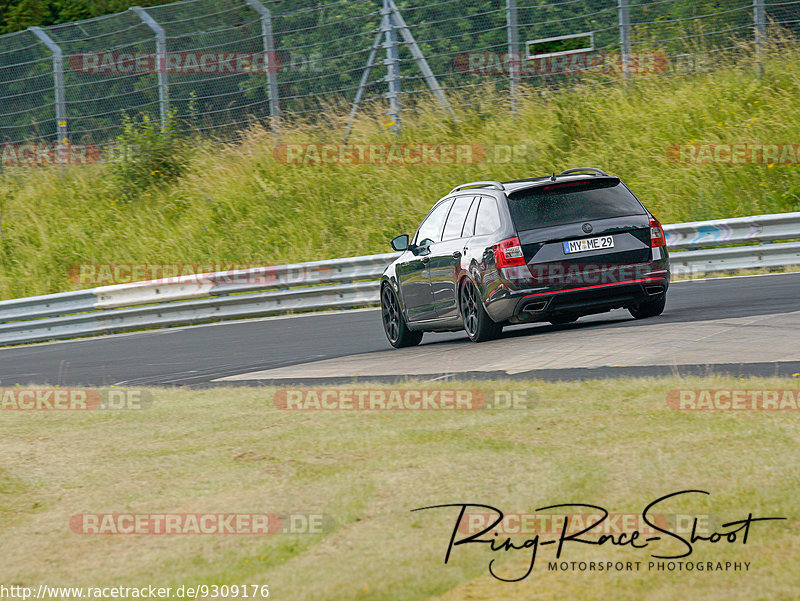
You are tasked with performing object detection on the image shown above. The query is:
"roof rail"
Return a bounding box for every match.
[449,180,506,194]
[558,167,609,177]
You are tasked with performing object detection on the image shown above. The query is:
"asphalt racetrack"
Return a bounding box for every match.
[1,272,799,387]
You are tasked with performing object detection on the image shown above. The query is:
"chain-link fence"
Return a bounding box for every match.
[1,0,798,163]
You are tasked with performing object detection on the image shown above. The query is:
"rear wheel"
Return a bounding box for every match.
[460,280,502,342]
[381,285,423,348]
[549,313,579,325]
[629,294,666,319]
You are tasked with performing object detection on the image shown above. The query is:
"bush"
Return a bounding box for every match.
[108,112,189,199]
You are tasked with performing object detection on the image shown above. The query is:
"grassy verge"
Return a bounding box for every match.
[1,376,798,600]
[2,48,800,300]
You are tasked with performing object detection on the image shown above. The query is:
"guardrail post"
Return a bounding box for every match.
[244,0,281,133]
[130,7,169,129]
[617,0,632,80]
[29,27,67,166]
[753,0,766,77]
[507,0,520,113]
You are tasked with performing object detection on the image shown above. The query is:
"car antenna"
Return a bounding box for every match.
[550,172,557,181]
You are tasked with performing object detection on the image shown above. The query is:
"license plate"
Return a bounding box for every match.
[563,235,614,254]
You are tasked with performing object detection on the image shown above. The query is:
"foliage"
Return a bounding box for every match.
[108,112,189,200]
[0,49,799,300]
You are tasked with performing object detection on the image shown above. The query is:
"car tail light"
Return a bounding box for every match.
[649,218,666,247]
[494,237,526,268]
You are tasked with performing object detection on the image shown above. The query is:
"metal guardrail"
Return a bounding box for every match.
[664,211,800,250]
[1,212,799,347]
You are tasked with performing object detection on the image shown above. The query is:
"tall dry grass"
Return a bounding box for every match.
[1,46,799,299]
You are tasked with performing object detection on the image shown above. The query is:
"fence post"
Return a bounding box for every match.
[617,0,632,80]
[29,27,67,166]
[130,7,168,129]
[382,0,401,133]
[244,0,281,132]
[386,0,454,119]
[753,0,766,77]
[507,0,520,113]
[344,27,384,142]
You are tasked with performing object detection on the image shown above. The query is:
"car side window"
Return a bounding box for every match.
[441,196,474,241]
[415,198,453,246]
[461,195,479,238]
[474,196,502,236]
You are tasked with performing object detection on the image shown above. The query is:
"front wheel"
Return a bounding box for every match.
[381,285,423,348]
[629,294,666,319]
[460,280,502,342]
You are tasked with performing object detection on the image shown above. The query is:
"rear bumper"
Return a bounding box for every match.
[484,263,669,324]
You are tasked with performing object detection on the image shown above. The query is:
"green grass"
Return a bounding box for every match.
[2,47,800,300]
[1,376,798,600]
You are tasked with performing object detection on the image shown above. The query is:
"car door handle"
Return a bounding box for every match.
[452,251,462,259]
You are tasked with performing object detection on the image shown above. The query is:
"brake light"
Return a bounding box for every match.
[649,218,666,247]
[542,181,588,191]
[494,237,526,268]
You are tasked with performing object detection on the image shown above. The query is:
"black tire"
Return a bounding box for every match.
[381,285,423,348]
[549,313,579,325]
[629,294,667,319]
[460,280,502,342]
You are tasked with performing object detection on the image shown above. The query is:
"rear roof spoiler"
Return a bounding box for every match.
[559,167,609,177]
[503,169,612,187]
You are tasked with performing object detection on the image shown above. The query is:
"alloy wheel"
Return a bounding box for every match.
[381,287,401,343]
[461,283,479,337]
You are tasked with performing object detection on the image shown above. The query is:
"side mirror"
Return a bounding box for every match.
[390,234,410,251]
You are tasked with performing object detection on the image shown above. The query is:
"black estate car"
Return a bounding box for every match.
[380,168,670,347]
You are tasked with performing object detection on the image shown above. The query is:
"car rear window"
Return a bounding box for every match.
[506,178,646,231]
